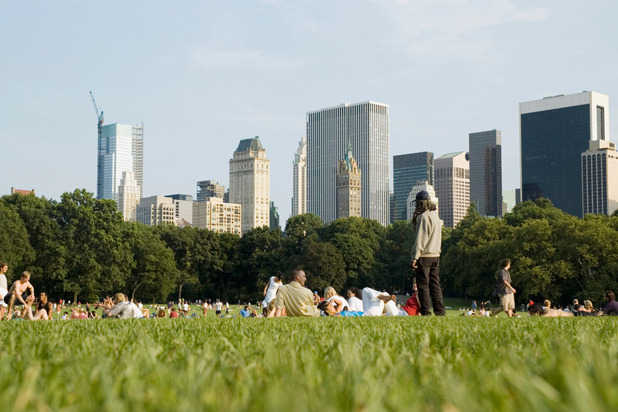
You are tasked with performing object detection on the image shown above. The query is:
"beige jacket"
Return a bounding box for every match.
[411,210,442,261]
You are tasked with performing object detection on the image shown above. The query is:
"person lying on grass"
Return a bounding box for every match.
[528,303,573,317]
[323,286,349,315]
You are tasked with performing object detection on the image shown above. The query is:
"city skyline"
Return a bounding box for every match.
[3,2,618,225]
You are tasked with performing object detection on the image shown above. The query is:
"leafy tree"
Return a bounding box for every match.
[238,227,283,301]
[55,189,133,302]
[301,241,346,293]
[0,200,34,280]
[2,193,67,297]
[123,223,178,302]
[320,217,385,286]
[155,225,201,302]
[373,219,415,292]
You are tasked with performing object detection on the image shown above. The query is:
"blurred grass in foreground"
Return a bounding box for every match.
[1,317,617,412]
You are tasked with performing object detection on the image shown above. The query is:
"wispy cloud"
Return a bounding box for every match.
[189,45,304,70]
[375,0,547,60]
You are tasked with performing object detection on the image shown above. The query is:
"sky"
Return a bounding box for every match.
[2,0,618,225]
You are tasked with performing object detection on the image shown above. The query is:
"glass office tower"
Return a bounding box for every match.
[520,91,609,217]
[469,130,502,217]
[306,101,390,226]
[97,123,143,202]
[392,152,434,222]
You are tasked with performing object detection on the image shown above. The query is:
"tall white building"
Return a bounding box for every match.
[229,137,270,234]
[434,152,470,228]
[117,170,141,221]
[306,101,390,225]
[97,123,144,202]
[193,198,242,235]
[582,139,618,215]
[291,137,307,216]
[407,181,438,221]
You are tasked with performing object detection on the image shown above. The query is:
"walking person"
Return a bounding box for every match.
[493,259,516,318]
[410,190,445,316]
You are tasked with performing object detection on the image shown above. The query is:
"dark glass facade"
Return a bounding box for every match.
[521,104,590,217]
[392,152,433,222]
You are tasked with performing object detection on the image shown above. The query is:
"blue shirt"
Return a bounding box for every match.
[239,309,251,317]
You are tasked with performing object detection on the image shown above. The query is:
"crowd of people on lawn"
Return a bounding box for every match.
[2,190,618,320]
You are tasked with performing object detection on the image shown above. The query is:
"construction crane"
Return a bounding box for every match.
[90,91,104,127]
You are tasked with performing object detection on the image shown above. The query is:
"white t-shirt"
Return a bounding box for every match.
[326,295,349,310]
[130,302,144,318]
[264,276,281,304]
[215,302,223,311]
[183,303,189,311]
[347,296,363,312]
[362,288,388,316]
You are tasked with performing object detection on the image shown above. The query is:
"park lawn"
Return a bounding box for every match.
[1,316,618,411]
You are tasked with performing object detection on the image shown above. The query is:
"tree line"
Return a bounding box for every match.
[1,189,617,305]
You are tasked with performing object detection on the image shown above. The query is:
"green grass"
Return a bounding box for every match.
[2,317,618,411]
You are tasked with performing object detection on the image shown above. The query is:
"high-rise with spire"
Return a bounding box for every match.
[336,143,362,218]
[291,137,307,217]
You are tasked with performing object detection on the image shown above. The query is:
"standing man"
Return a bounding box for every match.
[0,262,9,320]
[4,271,35,320]
[272,270,320,317]
[214,299,223,317]
[410,190,445,316]
[493,259,516,318]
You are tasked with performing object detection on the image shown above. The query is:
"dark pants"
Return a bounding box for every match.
[415,257,445,316]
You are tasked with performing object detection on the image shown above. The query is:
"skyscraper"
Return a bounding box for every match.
[196,180,226,202]
[306,101,390,226]
[269,201,280,231]
[469,130,502,217]
[520,91,609,217]
[392,152,434,222]
[97,123,143,202]
[291,137,307,217]
[336,144,362,219]
[117,171,140,221]
[434,152,470,228]
[229,136,270,234]
[582,139,618,215]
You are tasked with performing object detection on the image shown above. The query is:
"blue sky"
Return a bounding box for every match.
[2,0,618,223]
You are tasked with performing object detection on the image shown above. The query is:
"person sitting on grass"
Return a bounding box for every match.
[4,271,35,320]
[170,307,179,318]
[239,305,252,317]
[34,292,53,320]
[324,286,349,315]
[102,293,142,319]
[271,269,319,318]
[18,295,35,320]
[597,291,618,316]
[157,309,167,318]
[346,287,364,312]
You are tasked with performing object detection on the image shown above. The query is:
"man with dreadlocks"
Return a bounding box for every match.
[410,190,446,316]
